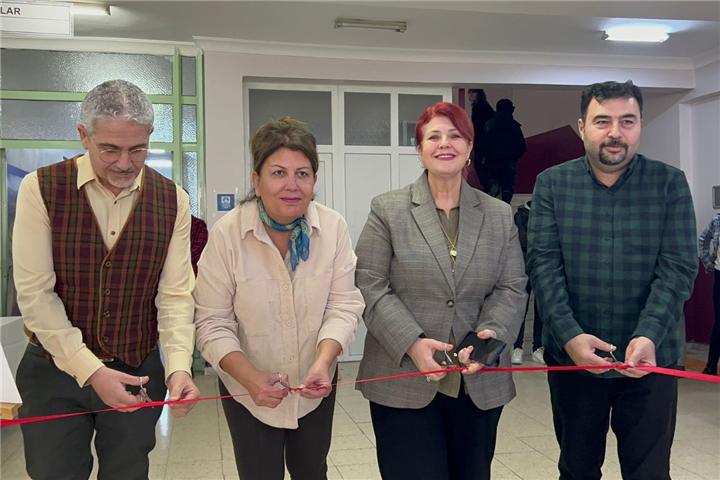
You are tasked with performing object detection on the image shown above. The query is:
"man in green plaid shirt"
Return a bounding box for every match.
[527,80,697,480]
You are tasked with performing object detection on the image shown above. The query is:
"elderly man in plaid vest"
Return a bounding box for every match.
[13,79,200,480]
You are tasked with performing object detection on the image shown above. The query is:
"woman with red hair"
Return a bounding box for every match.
[354,102,528,479]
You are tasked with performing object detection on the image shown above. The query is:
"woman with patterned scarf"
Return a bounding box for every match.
[194,118,364,480]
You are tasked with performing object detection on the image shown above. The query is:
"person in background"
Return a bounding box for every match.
[182,189,208,277]
[477,99,527,203]
[355,102,527,480]
[527,80,697,480]
[699,211,720,375]
[194,117,364,480]
[13,79,199,480]
[510,200,545,365]
[468,88,494,189]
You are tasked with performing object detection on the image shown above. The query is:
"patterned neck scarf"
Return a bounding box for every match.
[257,199,311,271]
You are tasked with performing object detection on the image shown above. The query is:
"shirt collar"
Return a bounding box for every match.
[583,153,639,189]
[75,152,144,192]
[240,199,321,240]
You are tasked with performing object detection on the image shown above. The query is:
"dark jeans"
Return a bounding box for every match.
[483,164,517,204]
[546,354,678,480]
[706,269,720,371]
[219,368,338,480]
[514,284,543,351]
[17,344,166,480]
[370,385,503,480]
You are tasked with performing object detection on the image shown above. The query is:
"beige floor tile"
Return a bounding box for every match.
[516,435,559,453]
[498,407,554,438]
[670,464,708,480]
[331,422,364,437]
[329,434,374,451]
[491,461,523,479]
[0,426,24,463]
[148,462,166,480]
[672,453,720,479]
[335,462,382,480]
[164,460,225,479]
[496,451,559,479]
[331,412,357,426]
[357,421,375,438]
[327,465,343,479]
[329,447,378,466]
[168,437,222,463]
[495,431,537,454]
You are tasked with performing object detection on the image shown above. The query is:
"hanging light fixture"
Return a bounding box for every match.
[334,18,407,33]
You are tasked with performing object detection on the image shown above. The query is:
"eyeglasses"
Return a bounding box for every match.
[89,136,149,163]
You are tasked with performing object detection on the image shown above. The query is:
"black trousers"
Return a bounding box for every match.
[547,356,678,480]
[17,344,166,480]
[369,386,503,480]
[484,164,517,204]
[706,269,720,370]
[219,369,337,480]
[514,283,543,351]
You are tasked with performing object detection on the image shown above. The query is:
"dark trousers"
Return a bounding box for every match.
[484,164,517,204]
[706,269,720,371]
[547,356,678,480]
[219,369,337,480]
[369,386,503,480]
[17,344,166,480]
[514,284,543,351]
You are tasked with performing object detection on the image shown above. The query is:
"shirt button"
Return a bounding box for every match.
[105,261,111,268]
[604,259,610,264]
[288,356,294,362]
[604,237,610,241]
[104,289,110,296]
[446,300,454,308]
[283,285,289,291]
[102,336,109,342]
[286,321,292,326]
[103,311,110,318]
[110,231,116,236]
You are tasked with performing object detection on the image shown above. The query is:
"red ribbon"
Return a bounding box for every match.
[2,364,717,427]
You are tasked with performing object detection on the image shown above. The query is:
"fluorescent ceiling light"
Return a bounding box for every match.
[146,159,172,169]
[334,18,407,33]
[602,25,669,43]
[72,3,110,16]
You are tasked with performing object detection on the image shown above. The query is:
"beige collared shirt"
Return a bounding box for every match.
[194,200,364,429]
[13,153,196,387]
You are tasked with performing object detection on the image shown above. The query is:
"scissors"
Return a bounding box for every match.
[608,344,619,363]
[277,373,292,393]
[138,377,153,406]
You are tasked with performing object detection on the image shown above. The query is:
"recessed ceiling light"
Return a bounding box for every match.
[602,25,669,43]
[72,3,110,16]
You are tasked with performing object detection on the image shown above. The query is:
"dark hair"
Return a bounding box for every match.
[468,88,487,102]
[415,102,474,148]
[496,98,514,112]
[241,117,319,204]
[580,80,643,121]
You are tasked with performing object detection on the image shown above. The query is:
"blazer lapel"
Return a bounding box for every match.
[454,180,484,284]
[410,174,456,292]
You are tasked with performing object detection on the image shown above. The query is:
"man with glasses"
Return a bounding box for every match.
[13,79,200,480]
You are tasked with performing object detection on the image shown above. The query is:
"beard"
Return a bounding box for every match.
[107,167,138,189]
[598,140,629,166]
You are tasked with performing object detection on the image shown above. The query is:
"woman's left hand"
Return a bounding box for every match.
[457,329,497,375]
[298,362,333,399]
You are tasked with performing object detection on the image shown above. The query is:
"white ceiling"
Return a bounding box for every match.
[72,1,720,60]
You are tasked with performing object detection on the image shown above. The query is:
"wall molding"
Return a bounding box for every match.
[1,37,200,56]
[194,37,695,71]
[693,47,720,69]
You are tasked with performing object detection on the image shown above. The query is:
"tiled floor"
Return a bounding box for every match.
[1,357,718,480]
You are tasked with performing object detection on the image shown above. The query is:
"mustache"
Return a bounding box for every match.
[601,140,628,149]
[109,167,137,175]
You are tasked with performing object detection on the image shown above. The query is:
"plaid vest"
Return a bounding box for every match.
[36,156,177,367]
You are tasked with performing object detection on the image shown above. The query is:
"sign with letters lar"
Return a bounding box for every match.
[0,1,73,38]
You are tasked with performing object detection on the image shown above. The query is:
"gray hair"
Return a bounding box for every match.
[79,79,154,135]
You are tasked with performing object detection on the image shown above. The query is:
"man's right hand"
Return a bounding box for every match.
[563,334,615,374]
[87,367,148,411]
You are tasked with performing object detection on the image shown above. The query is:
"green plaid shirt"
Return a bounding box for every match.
[527,154,697,376]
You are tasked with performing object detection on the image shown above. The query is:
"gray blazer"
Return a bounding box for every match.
[355,173,528,410]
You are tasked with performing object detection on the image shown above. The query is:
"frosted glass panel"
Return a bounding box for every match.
[181,56,197,96]
[249,90,332,145]
[1,100,82,140]
[344,92,390,146]
[151,104,174,143]
[399,154,424,189]
[398,94,444,146]
[182,151,199,216]
[182,105,197,143]
[0,49,173,94]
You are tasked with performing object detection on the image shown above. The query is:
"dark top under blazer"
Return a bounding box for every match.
[354,173,528,410]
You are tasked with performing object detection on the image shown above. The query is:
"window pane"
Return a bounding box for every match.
[151,104,174,143]
[344,92,390,146]
[145,150,174,180]
[249,89,332,145]
[1,100,82,141]
[398,94,443,146]
[182,105,197,143]
[181,56,197,96]
[182,151,199,216]
[0,49,173,94]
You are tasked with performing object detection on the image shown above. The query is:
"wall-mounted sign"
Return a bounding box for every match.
[0,1,73,38]
[217,194,235,212]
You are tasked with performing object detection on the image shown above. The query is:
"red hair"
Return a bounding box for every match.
[415,102,474,147]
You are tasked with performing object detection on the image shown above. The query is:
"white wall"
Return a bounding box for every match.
[639,103,682,169]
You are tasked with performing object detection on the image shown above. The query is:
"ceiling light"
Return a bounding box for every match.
[72,3,110,16]
[602,25,669,43]
[334,18,407,33]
